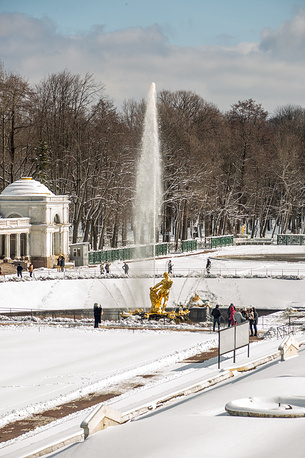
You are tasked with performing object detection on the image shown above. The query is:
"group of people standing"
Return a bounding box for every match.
[99,261,130,276]
[100,261,111,275]
[16,263,34,278]
[211,303,258,336]
[56,255,65,272]
[227,304,258,336]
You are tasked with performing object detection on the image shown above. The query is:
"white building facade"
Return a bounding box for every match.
[0,177,70,267]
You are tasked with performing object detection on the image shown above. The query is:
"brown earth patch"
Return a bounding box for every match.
[183,348,219,363]
[0,261,19,276]
[0,391,119,443]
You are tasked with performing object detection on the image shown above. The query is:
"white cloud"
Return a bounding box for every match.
[260,8,305,61]
[0,11,304,114]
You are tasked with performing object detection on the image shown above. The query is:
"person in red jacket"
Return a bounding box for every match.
[229,304,236,326]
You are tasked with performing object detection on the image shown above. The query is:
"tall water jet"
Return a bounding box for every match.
[134,83,162,274]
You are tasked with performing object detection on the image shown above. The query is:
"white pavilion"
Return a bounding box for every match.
[0,177,70,268]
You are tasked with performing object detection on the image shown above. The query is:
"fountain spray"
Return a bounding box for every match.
[134,83,162,280]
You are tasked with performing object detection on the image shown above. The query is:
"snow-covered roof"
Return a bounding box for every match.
[0,177,54,196]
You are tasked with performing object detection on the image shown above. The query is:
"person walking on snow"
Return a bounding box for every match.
[105,261,110,275]
[122,262,129,275]
[167,260,173,275]
[17,263,23,278]
[206,258,211,274]
[28,264,34,278]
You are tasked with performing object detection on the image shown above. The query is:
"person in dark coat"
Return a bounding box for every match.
[227,304,232,327]
[249,307,258,336]
[206,258,211,274]
[211,304,221,332]
[99,305,103,323]
[167,260,173,275]
[105,261,110,275]
[122,262,129,275]
[60,256,65,272]
[94,303,101,328]
[17,263,23,278]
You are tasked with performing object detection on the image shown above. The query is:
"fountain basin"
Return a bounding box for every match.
[225,396,305,418]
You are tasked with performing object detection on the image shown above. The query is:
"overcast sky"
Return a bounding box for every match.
[0,0,304,114]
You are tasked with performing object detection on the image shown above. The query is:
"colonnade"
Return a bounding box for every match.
[0,233,30,259]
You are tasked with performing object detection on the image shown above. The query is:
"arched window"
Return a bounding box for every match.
[54,214,61,224]
[8,213,22,218]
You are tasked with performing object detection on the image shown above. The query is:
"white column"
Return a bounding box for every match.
[26,233,30,258]
[16,233,21,258]
[62,227,69,256]
[59,230,62,254]
[4,234,10,259]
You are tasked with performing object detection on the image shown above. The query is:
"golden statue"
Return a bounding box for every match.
[120,271,190,323]
[149,272,173,314]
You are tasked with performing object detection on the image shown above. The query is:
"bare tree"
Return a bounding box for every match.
[0,65,34,188]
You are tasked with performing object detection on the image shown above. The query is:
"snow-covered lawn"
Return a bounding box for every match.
[0,326,215,428]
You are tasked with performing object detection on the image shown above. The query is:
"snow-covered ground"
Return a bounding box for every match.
[0,244,305,457]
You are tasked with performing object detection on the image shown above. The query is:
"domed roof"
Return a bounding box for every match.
[0,177,55,196]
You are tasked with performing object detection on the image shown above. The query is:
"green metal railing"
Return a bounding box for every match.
[211,235,234,248]
[181,240,197,252]
[88,243,168,264]
[88,238,201,264]
[277,234,305,245]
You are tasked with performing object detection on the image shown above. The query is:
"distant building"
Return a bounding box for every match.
[0,177,70,268]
